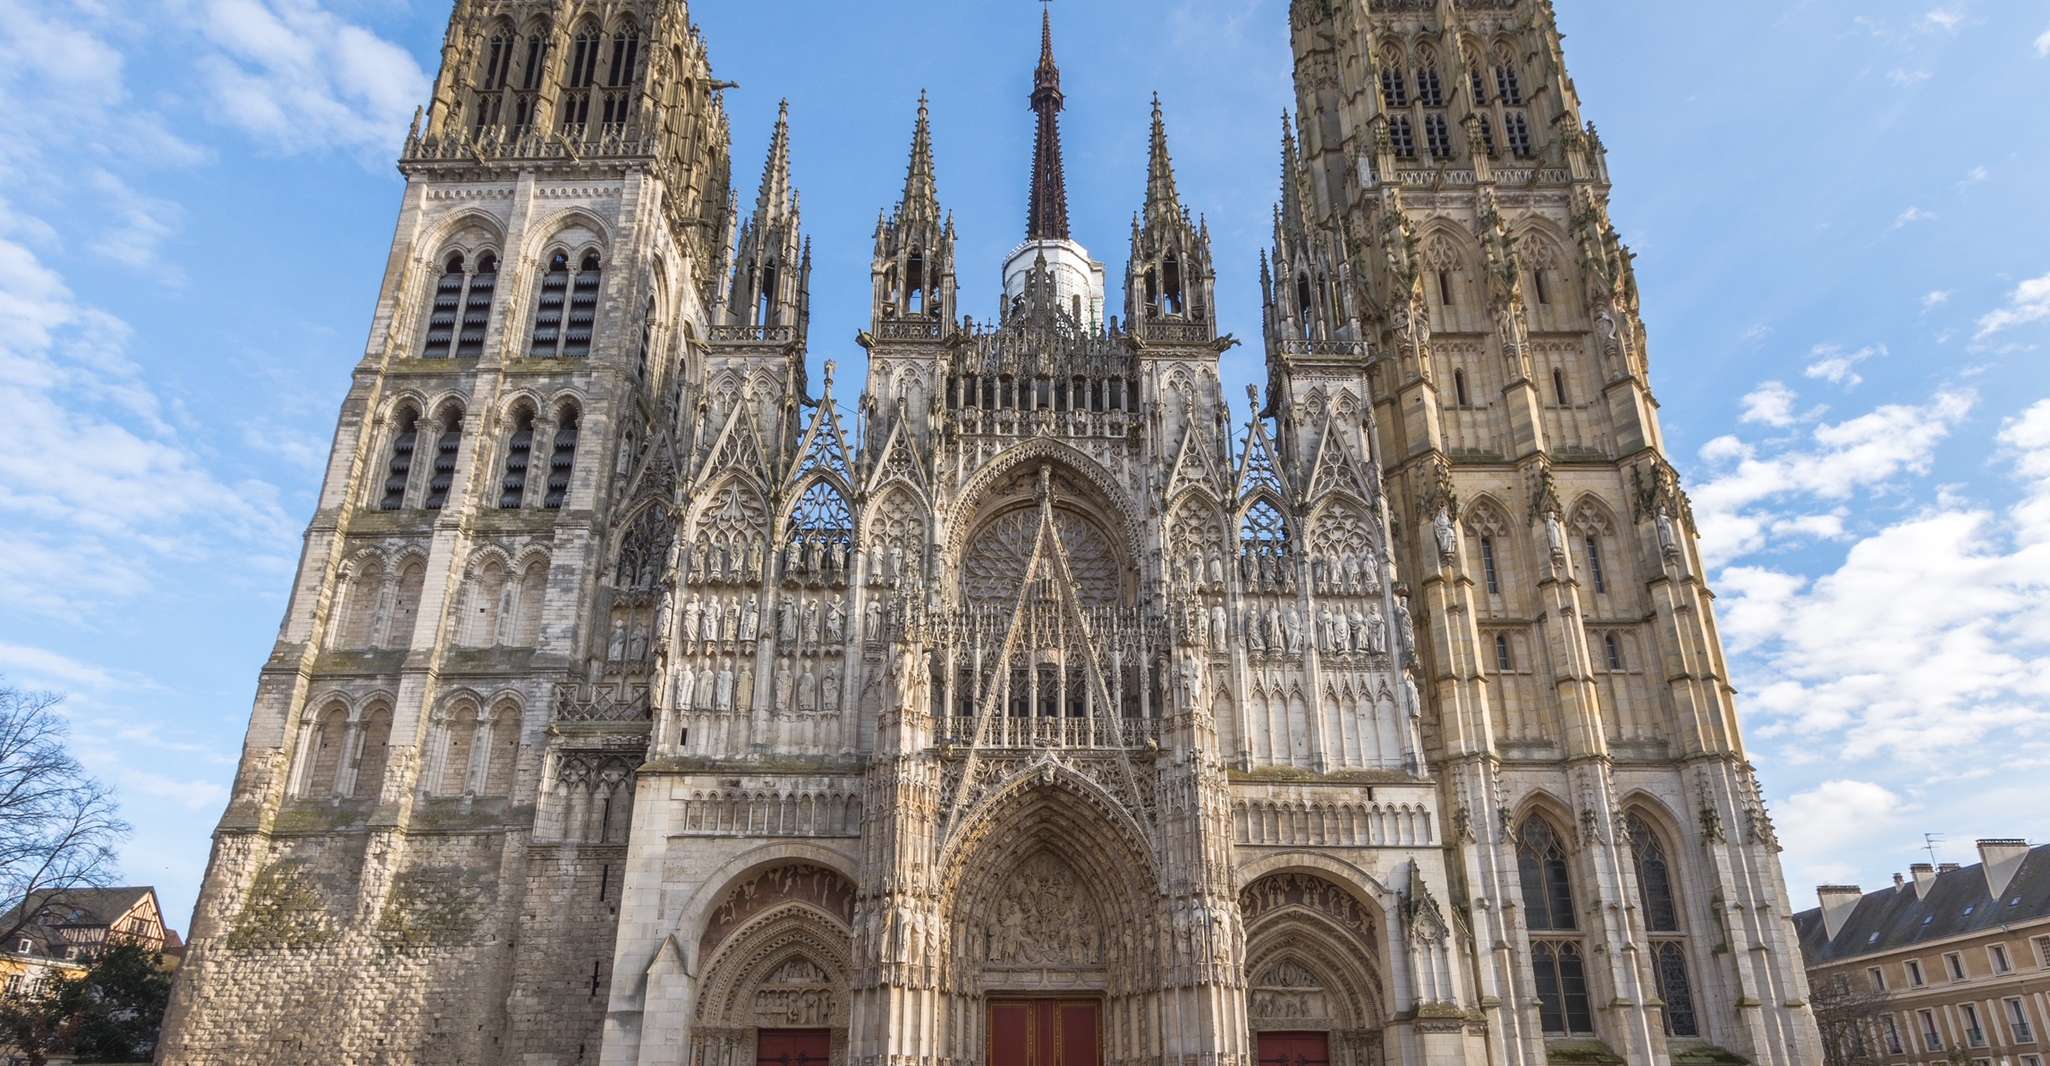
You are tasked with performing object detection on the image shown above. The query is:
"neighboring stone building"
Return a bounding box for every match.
[156,1,1821,1064]
[1796,841,2050,1066]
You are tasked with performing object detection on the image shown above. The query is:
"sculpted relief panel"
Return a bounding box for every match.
[698,863,857,960]
[968,851,1106,971]
[961,504,1124,608]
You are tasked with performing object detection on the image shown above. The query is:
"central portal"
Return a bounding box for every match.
[988,1000,1101,1066]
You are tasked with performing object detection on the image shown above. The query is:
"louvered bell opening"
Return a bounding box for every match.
[499,430,532,509]
[424,432,460,510]
[380,430,416,511]
[545,425,578,509]
[563,272,600,358]
[457,270,495,358]
[424,275,464,357]
[530,271,568,355]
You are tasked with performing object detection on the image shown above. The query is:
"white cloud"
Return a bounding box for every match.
[1886,68,1932,87]
[1803,342,1883,387]
[1892,206,1935,228]
[1777,780,1911,891]
[1920,5,1966,33]
[1715,397,2050,782]
[194,0,431,158]
[1922,290,1951,311]
[2035,28,2050,57]
[1692,387,1975,566]
[1740,381,1800,427]
[86,170,183,279]
[1959,165,1989,187]
[1974,271,2050,340]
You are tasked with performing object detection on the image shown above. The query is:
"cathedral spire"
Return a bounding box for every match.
[1026,6,1071,241]
[901,90,940,221]
[1143,93,1182,223]
[756,99,795,222]
[1277,112,1306,232]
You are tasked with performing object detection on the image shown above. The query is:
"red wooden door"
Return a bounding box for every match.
[989,1000,1100,1066]
[1256,1031,1330,1066]
[757,1029,831,1066]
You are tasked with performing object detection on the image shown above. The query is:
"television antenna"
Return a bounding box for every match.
[1922,833,1946,866]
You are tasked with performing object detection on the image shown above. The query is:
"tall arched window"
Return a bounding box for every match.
[499,407,535,509]
[424,405,465,510]
[1380,66,1408,107]
[1161,253,1185,316]
[379,407,420,510]
[1629,813,1700,1037]
[426,253,500,359]
[1505,111,1534,159]
[456,254,496,357]
[545,405,580,509]
[1453,368,1470,406]
[472,25,516,130]
[633,294,656,383]
[559,24,601,130]
[600,22,642,126]
[423,255,465,357]
[1480,536,1501,594]
[530,252,602,358]
[1518,816,1593,1034]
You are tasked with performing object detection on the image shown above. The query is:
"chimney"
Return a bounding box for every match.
[1978,839,2031,899]
[1938,863,1961,874]
[1893,872,1906,891]
[1910,863,1938,898]
[1816,885,1864,941]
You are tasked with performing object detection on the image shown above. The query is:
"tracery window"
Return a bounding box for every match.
[1630,813,1700,1038]
[601,22,641,126]
[1519,815,1593,1035]
[1469,68,1487,105]
[1473,114,1497,157]
[1584,534,1607,592]
[559,24,601,130]
[1505,112,1533,159]
[425,253,498,359]
[544,406,579,509]
[1480,536,1501,594]
[499,407,534,508]
[1417,65,1445,106]
[1380,66,1409,108]
[1389,116,1416,160]
[1494,633,1513,671]
[1240,498,1292,555]
[379,407,420,510]
[472,27,515,130]
[784,479,854,583]
[1424,114,1453,160]
[1496,63,1524,106]
[614,504,675,591]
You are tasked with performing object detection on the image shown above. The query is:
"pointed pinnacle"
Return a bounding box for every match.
[901,90,939,215]
[755,100,794,220]
[1145,94,1180,217]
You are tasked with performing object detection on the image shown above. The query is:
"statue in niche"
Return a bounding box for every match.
[775,662,795,710]
[830,541,847,578]
[823,671,840,714]
[1210,605,1228,650]
[715,661,734,711]
[607,619,628,661]
[802,536,820,575]
[1265,608,1284,650]
[802,599,821,645]
[1245,607,1265,651]
[1207,552,1224,587]
[1317,606,1336,653]
[783,540,801,579]
[1284,606,1304,654]
[1178,651,1207,710]
[1364,552,1383,594]
[798,668,818,713]
[682,596,702,643]
[1367,603,1388,655]
[724,601,741,642]
[1545,509,1568,563]
[738,666,754,710]
[654,585,674,647]
[626,623,648,661]
[826,596,846,642]
[1656,505,1680,559]
[696,668,715,710]
[741,595,760,641]
[887,545,904,586]
[674,663,696,710]
[779,599,798,643]
[747,538,765,580]
[1431,506,1457,564]
[1395,590,1418,662]
[866,600,882,641]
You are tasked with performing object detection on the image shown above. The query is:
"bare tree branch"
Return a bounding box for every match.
[0,682,131,948]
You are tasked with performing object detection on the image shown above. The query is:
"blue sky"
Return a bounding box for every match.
[1,0,2047,932]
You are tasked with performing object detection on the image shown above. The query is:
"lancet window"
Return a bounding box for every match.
[525,251,602,359]
[424,252,498,358]
[600,22,642,126]
[1629,813,1700,1038]
[423,404,464,510]
[544,405,579,509]
[558,23,601,130]
[379,406,420,510]
[1518,815,1593,1035]
[499,407,534,508]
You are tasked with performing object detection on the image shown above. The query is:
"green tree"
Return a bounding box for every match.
[0,942,172,1065]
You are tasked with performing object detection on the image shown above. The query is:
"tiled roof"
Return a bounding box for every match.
[1794,844,2050,966]
[1,886,162,958]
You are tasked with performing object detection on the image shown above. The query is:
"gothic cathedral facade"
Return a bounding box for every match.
[158,2,1822,1065]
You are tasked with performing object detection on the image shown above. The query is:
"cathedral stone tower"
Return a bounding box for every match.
[157,3,1820,1065]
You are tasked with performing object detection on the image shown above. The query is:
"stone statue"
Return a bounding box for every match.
[802,599,821,644]
[1431,507,1457,564]
[1283,606,1303,654]
[654,585,674,643]
[1545,510,1568,562]
[775,663,794,710]
[866,600,883,641]
[1210,605,1228,649]
[1317,606,1336,652]
[607,619,628,661]
[674,663,696,710]
[826,595,846,642]
[741,595,760,641]
[1395,592,1418,662]
[1366,603,1388,655]
[714,662,734,710]
[696,668,715,710]
[779,599,798,644]
[683,596,703,644]
[1264,608,1284,650]
[737,666,754,710]
[723,601,740,641]
[1245,607,1265,651]
[822,671,840,714]
[798,668,818,712]
[783,540,801,579]
[1656,505,1679,559]
[1179,652,1207,710]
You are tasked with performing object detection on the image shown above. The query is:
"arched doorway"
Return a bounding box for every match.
[691,864,858,1066]
[1240,872,1389,1066]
